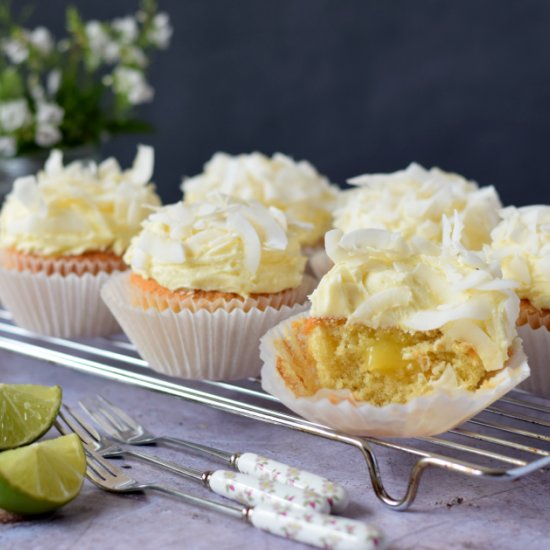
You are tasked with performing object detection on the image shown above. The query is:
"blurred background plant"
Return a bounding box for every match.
[0,0,172,158]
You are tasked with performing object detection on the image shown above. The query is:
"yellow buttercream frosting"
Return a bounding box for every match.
[489,205,550,310]
[181,152,338,246]
[309,217,520,373]
[334,163,501,250]
[0,146,161,257]
[124,195,307,296]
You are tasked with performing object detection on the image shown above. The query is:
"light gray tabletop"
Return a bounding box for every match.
[0,349,549,550]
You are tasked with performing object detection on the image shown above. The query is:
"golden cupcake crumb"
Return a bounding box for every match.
[275,317,489,406]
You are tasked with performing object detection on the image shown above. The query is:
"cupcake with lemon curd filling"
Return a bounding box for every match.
[334,163,501,250]
[181,152,338,249]
[489,205,550,396]
[0,145,160,337]
[260,217,529,437]
[102,195,314,380]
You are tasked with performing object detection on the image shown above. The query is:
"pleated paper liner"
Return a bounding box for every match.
[259,312,530,438]
[0,250,124,338]
[101,273,316,380]
[517,299,550,398]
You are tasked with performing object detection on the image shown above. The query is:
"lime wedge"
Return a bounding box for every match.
[0,434,86,515]
[0,384,62,450]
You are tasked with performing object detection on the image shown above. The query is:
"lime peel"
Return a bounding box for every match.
[0,384,62,450]
[0,434,86,515]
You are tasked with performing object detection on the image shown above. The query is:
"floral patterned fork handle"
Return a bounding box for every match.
[81,395,350,512]
[233,453,349,513]
[247,505,384,550]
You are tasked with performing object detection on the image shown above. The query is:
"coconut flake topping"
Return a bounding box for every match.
[124,194,306,295]
[181,152,338,246]
[311,217,519,372]
[335,163,501,250]
[488,205,550,309]
[0,145,160,256]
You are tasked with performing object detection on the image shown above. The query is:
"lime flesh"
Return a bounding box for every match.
[0,434,86,515]
[0,384,62,450]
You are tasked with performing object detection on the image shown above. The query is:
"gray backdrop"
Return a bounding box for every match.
[30,0,550,205]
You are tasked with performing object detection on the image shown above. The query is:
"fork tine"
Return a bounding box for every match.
[86,450,122,479]
[58,408,97,448]
[55,417,123,483]
[86,464,107,486]
[93,400,130,432]
[98,395,141,431]
[63,405,102,442]
[54,418,70,436]
[80,399,126,436]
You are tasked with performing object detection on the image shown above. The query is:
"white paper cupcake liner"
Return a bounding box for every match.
[0,267,121,338]
[260,313,530,437]
[101,273,316,380]
[517,323,550,398]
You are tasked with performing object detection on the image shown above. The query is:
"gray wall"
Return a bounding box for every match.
[30,0,550,205]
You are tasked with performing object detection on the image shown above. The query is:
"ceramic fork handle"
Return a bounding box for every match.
[248,505,384,550]
[235,453,349,513]
[208,470,330,513]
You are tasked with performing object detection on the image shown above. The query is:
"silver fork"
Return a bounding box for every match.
[55,418,383,550]
[59,405,329,513]
[80,395,349,513]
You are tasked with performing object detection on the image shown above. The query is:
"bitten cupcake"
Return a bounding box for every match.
[101,194,315,380]
[334,163,501,250]
[0,145,160,337]
[260,217,529,437]
[489,205,550,397]
[181,152,338,249]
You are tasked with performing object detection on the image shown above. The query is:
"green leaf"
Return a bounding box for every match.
[108,118,154,134]
[0,67,24,99]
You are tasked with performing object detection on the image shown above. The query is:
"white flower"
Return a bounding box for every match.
[103,41,120,63]
[86,20,120,65]
[28,74,45,102]
[35,124,62,147]
[47,70,61,95]
[112,16,138,43]
[3,39,29,64]
[148,12,173,49]
[36,102,64,126]
[0,136,16,156]
[112,67,154,104]
[86,20,108,45]
[26,27,53,56]
[123,46,147,68]
[0,100,31,132]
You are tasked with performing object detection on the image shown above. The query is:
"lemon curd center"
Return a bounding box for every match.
[363,333,411,376]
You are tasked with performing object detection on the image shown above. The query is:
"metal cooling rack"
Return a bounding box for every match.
[0,308,548,511]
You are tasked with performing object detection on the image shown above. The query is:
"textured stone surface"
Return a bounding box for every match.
[0,351,549,550]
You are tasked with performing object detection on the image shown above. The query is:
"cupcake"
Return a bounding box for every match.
[101,194,315,380]
[181,152,338,250]
[260,216,529,437]
[334,163,501,250]
[0,145,161,337]
[489,206,550,397]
